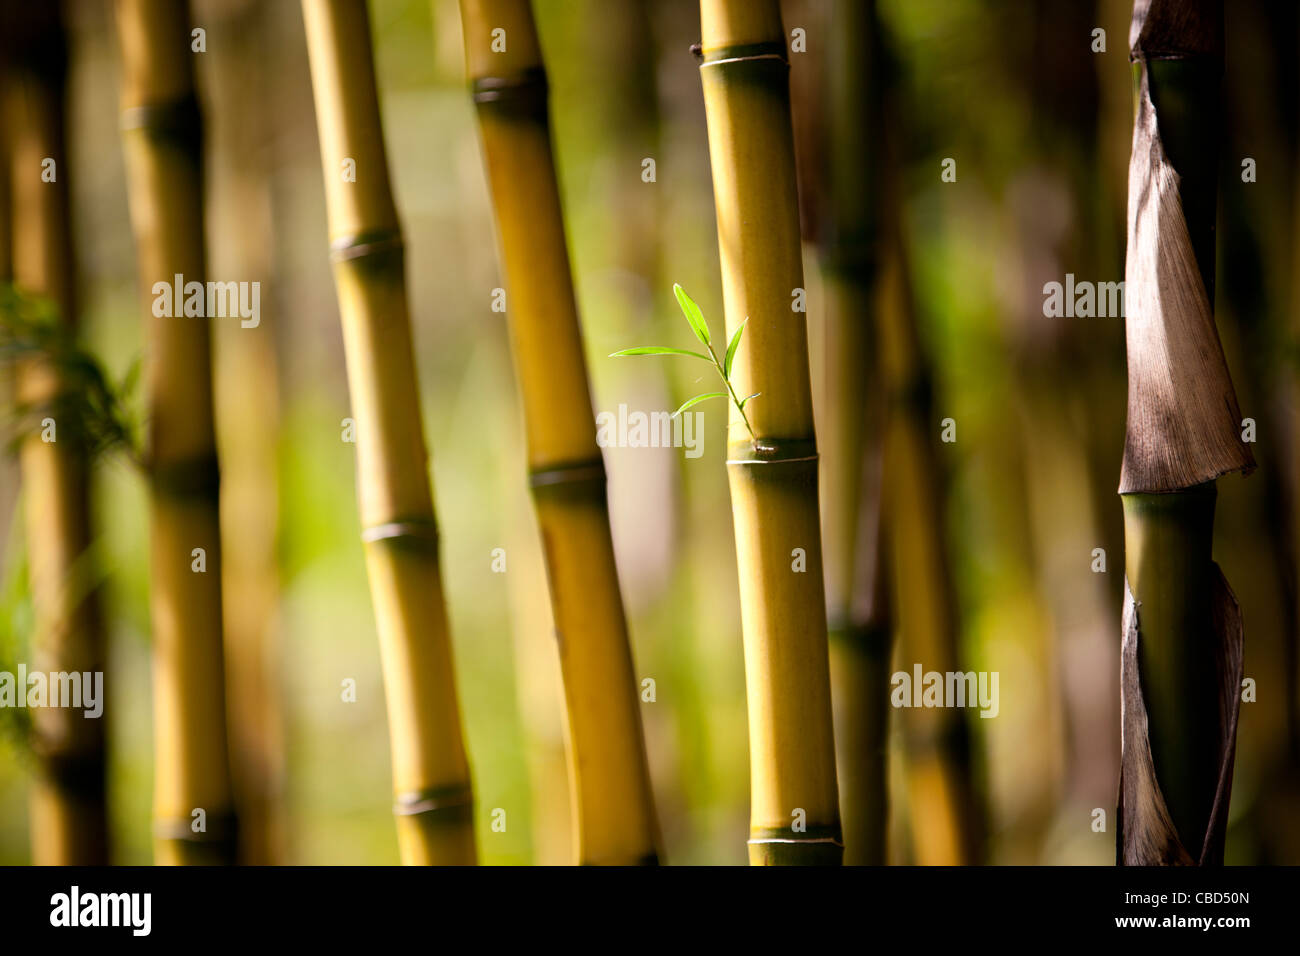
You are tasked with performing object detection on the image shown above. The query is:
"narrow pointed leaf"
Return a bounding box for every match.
[738,391,761,410]
[673,283,711,347]
[724,318,747,378]
[671,391,725,417]
[609,346,711,361]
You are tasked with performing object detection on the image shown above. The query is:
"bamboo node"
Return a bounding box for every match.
[361,519,440,547]
[120,94,202,152]
[699,40,788,66]
[393,784,474,819]
[150,455,220,498]
[725,437,817,467]
[153,810,238,844]
[330,230,403,263]
[528,458,606,491]
[471,67,547,108]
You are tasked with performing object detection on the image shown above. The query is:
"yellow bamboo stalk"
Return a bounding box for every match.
[698,0,841,865]
[457,0,659,866]
[302,0,475,865]
[206,0,285,866]
[874,215,983,865]
[116,0,237,865]
[7,5,110,865]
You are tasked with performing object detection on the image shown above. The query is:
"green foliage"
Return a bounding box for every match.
[611,284,759,441]
[0,283,141,464]
[0,541,33,762]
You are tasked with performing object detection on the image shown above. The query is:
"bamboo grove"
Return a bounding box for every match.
[0,0,1295,869]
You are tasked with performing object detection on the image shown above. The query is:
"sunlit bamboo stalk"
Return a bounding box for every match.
[457,0,659,865]
[302,0,476,865]
[698,0,841,865]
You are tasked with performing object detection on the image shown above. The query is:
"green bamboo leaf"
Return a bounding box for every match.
[672,392,726,417]
[738,391,762,409]
[609,346,711,361]
[673,283,711,347]
[724,318,747,378]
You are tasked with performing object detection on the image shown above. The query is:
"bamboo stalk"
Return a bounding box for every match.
[1118,0,1252,865]
[302,0,475,865]
[842,11,984,862]
[116,0,237,865]
[0,22,15,606]
[5,4,110,865]
[875,152,984,867]
[816,0,891,867]
[206,0,286,866]
[697,0,841,865]
[457,0,659,866]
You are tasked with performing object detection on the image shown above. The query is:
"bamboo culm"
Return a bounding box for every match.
[698,0,842,865]
[817,0,892,867]
[115,0,236,865]
[5,3,110,866]
[1117,0,1251,865]
[458,0,659,866]
[302,0,476,865]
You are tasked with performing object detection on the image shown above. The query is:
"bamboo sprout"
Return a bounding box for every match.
[302,0,475,865]
[116,0,237,865]
[816,0,892,867]
[6,4,110,865]
[457,0,659,866]
[1118,0,1252,865]
[697,0,841,865]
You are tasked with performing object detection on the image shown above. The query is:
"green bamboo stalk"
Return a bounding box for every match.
[5,3,110,866]
[1118,0,1253,865]
[697,0,841,865]
[115,0,237,865]
[301,0,476,865]
[457,0,659,866]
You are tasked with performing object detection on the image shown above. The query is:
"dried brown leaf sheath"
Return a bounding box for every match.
[1117,0,1249,867]
[1118,70,1254,495]
[1117,573,1243,864]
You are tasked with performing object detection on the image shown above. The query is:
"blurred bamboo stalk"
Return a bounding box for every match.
[1117,0,1252,865]
[302,0,476,865]
[116,0,237,865]
[0,37,9,572]
[809,0,892,867]
[697,0,841,865]
[458,0,659,866]
[875,135,984,868]
[0,27,15,620]
[203,0,286,866]
[5,3,110,865]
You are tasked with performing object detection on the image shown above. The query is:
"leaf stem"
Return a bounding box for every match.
[705,340,755,441]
